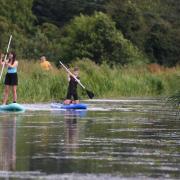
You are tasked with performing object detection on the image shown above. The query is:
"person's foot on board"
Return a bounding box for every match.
[63,99,71,105]
[72,100,80,104]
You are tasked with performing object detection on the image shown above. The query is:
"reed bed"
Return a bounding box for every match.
[0,59,179,103]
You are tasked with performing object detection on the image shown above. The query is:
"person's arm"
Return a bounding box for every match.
[48,62,53,70]
[45,61,53,70]
[6,61,18,68]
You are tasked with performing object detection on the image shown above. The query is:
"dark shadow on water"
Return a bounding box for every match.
[51,109,87,118]
[64,110,79,152]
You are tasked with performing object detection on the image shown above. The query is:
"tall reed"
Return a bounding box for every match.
[0,59,179,103]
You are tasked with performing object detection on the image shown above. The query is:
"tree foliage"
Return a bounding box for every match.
[145,22,180,66]
[60,12,146,65]
[0,0,36,32]
[105,0,180,66]
[32,0,106,26]
[105,0,146,50]
[0,0,179,66]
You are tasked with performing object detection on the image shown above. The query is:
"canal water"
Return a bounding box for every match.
[0,99,179,180]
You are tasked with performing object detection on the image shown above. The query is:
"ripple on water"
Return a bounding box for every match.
[0,171,166,180]
[0,99,179,180]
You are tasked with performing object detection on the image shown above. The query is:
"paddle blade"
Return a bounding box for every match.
[86,90,94,99]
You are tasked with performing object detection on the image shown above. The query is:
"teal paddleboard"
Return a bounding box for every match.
[0,103,25,112]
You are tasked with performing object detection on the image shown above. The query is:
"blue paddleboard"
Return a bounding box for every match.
[0,103,25,112]
[51,103,87,109]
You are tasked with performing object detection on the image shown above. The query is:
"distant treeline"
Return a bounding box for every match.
[0,0,180,66]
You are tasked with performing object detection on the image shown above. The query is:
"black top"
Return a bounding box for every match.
[68,76,79,93]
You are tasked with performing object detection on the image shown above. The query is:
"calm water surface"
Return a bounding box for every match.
[0,99,179,180]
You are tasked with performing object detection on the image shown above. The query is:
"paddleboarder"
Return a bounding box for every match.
[64,67,80,105]
[0,52,18,105]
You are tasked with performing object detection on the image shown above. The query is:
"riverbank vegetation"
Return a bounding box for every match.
[0,60,179,103]
[0,0,179,102]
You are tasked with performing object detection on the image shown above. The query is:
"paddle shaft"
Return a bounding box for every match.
[0,35,13,81]
[59,61,85,89]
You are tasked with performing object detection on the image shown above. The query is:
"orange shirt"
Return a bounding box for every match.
[40,60,52,71]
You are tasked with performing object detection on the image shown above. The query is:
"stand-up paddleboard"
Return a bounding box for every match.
[51,103,87,109]
[0,103,25,112]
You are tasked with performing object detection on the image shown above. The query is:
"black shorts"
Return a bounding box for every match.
[66,90,78,100]
[4,73,18,86]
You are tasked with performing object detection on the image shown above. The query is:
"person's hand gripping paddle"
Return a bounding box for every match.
[59,61,94,99]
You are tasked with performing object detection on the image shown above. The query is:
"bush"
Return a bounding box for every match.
[60,12,147,65]
[145,22,180,67]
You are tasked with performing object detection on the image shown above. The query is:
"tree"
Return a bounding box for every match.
[60,12,146,65]
[0,0,36,32]
[32,0,106,26]
[0,0,36,56]
[105,0,146,50]
[145,22,180,66]
[105,0,180,66]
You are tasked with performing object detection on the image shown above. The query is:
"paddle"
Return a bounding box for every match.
[0,35,13,81]
[59,61,94,99]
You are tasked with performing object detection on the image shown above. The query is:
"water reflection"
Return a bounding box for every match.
[64,110,79,152]
[0,100,179,179]
[0,115,16,171]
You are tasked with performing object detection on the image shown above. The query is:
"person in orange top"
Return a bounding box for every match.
[40,56,52,71]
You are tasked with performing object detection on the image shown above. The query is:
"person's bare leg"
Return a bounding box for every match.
[64,99,71,104]
[3,85,10,105]
[74,100,79,104]
[12,86,17,103]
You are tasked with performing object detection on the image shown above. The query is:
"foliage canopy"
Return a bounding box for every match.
[0,0,179,66]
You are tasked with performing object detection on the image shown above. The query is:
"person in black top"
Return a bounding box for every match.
[64,67,80,104]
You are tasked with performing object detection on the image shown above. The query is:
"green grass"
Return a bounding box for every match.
[0,59,179,103]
